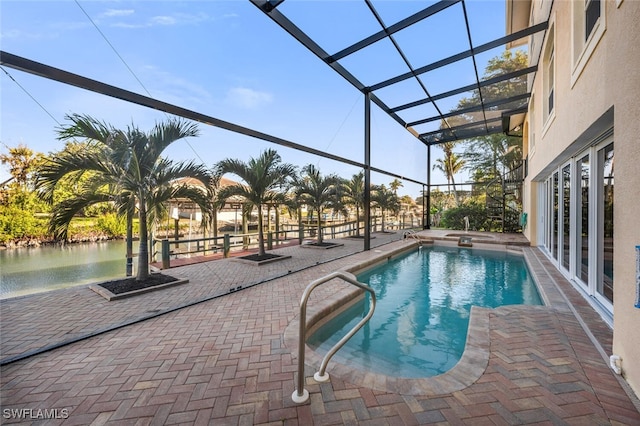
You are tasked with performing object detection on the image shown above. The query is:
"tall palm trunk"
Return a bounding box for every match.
[355,205,361,236]
[257,203,265,256]
[212,205,218,239]
[451,175,459,207]
[137,198,149,281]
[126,208,133,277]
[266,205,271,232]
[316,207,323,244]
[242,209,248,249]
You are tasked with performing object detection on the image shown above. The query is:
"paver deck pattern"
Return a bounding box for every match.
[1,230,639,425]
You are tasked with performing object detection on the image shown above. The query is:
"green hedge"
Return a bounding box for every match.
[0,205,48,243]
[441,203,489,231]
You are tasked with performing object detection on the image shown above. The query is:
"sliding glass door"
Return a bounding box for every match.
[539,139,613,314]
[561,164,571,271]
[576,155,589,286]
[598,143,614,305]
[552,172,559,260]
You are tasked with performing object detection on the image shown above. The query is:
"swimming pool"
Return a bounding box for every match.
[307,245,542,378]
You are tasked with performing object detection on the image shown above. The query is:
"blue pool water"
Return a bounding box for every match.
[307,245,542,378]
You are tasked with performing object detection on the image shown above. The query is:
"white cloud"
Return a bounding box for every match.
[101,9,135,18]
[109,11,212,29]
[138,65,214,107]
[150,15,177,26]
[226,87,273,109]
[0,29,34,40]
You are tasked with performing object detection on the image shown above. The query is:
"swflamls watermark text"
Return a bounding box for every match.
[2,408,69,420]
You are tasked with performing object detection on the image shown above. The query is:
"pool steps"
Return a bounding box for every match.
[458,236,473,247]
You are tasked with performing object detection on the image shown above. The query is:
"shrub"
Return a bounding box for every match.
[95,213,126,237]
[504,208,522,233]
[0,205,48,243]
[441,202,489,231]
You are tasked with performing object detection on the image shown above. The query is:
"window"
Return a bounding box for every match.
[585,0,601,42]
[529,95,535,155]
[547,47,555,115]
[572,0,606,85]
[543,25,555,122]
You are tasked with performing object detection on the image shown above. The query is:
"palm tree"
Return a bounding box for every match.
[0,144,43,188]
[36,114,214,281]
[293,164,341,244]
[215,149,295,257]
[371,184,400,233]
[433,142,465,206]
[341,171,365,236]
[389,178,403,196]
[0,144,44,209]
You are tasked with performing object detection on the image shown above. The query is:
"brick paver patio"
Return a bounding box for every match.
[1,231,639,424]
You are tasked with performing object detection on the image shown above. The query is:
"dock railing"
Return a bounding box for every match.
[154,219,421,269]
[154,229,299,269]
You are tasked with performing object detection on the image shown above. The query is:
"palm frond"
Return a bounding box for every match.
[217,184,251,205]
[56,114,113,144]
[49,192,113,241]
[36,148,117,203]
[216,158,254,187]
[145,118,200,162]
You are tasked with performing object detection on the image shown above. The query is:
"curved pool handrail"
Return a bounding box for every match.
[403,229,423,246]
[292,271,376,404]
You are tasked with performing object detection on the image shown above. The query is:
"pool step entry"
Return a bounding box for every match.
[458,236,473,247]
[292,271,376,403]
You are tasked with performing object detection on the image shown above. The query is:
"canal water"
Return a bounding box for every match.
[0,240,135,299]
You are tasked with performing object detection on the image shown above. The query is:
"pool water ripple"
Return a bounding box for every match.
[307,245,542,378]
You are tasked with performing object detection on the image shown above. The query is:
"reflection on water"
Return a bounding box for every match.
[0,240,135,299]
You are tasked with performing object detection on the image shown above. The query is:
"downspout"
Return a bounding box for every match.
[609,355,622,375]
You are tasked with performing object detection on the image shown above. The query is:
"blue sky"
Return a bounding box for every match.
[1,0,513,198]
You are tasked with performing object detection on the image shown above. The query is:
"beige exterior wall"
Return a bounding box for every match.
[520,0,640,395]
[608,0,640,397]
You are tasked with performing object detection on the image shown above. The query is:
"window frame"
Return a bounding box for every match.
[541,22,556,135]
[547,46,555,116]
[585,0,601,42]
[595,141,614,309]
[529,93,536,157]
[575,153,590,287]
[571,0,606,87]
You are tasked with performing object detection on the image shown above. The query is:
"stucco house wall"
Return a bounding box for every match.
[517,0,640,396]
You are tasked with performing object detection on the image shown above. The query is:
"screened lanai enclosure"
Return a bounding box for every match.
[1,0,548,248]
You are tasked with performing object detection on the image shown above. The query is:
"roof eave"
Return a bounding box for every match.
[506,0,533,48]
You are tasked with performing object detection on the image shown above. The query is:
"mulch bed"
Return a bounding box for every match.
[99,274,179,295]
[305,242,338,247]
[301,241,344,249]
[239,253,284,262]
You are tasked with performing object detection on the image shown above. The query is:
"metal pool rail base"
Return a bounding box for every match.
[292,271,376,404]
